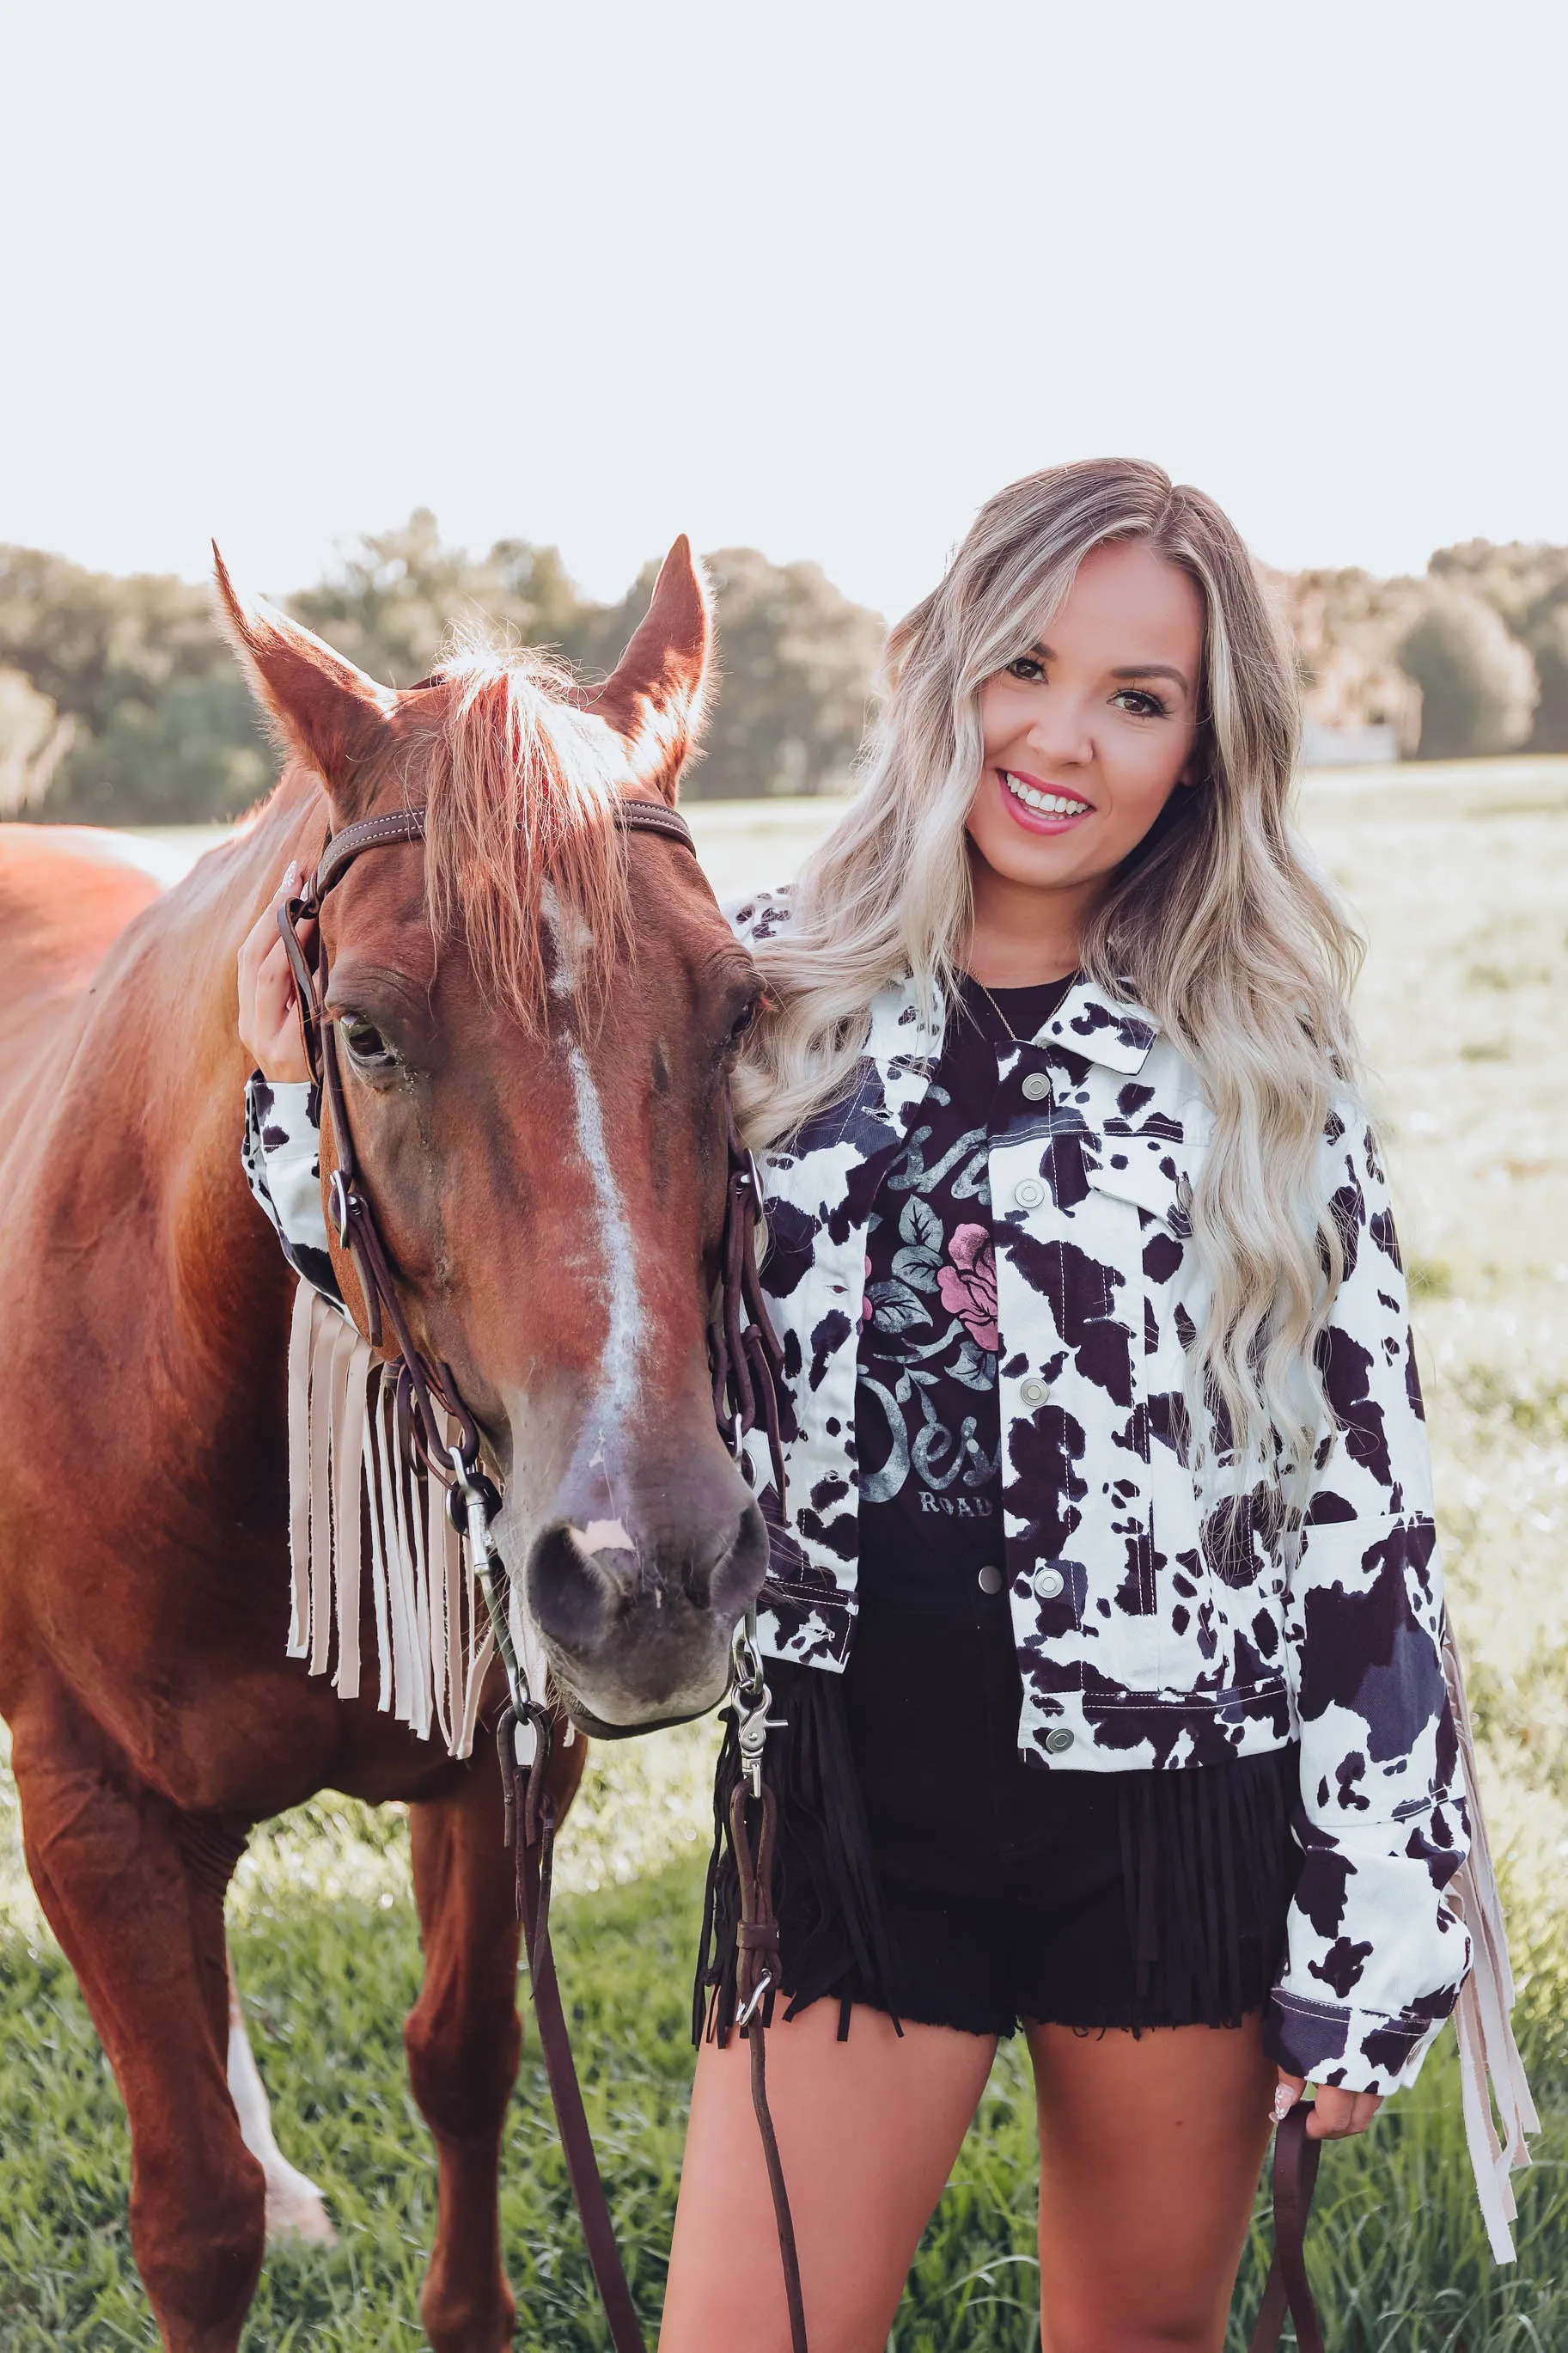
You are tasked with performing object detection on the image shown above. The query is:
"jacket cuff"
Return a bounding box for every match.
[1265,1981,1458,2097]
[246,1076,331,1257]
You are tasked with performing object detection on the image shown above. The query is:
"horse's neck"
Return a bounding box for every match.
[33,777,328,1378]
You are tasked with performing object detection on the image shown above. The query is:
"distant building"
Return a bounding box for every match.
[1300,718,1400,766]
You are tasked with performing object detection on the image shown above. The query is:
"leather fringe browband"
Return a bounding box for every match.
[285,1281,549,1758]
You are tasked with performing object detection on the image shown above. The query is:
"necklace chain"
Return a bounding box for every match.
[971,973,1071,1047]
[973,979,1028,1045]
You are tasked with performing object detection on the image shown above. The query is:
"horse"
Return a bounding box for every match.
[0,539,770,2353]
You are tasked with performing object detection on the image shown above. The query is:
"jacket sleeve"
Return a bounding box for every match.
[1266,1106,1473,2096]
[241,1074,347,1313]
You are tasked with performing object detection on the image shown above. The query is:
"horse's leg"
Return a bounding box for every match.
[226,1959,337,2246]
[12,1688,265,2353]
[405,1735,586,2353]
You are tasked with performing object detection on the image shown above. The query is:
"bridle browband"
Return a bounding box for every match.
[276,792,802,2353]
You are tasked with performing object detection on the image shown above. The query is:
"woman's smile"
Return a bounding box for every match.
[996,766,1095,833]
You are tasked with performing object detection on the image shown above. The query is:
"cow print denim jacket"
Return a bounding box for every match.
[242,883,1473,2097]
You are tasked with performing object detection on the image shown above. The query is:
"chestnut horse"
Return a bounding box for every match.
[0,542,767,2352]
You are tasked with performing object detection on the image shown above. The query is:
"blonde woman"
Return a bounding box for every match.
[241,460,1521,2352]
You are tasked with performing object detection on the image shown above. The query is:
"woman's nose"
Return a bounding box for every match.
[1025,699,1095,767]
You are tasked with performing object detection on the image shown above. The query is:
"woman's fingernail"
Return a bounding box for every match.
[1273,2085,1300,2124]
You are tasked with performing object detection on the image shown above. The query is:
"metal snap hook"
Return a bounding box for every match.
[735,1969,774,2029]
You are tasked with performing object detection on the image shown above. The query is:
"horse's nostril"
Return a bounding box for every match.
[526,1523,629,1653]
[685,1500,767,1611]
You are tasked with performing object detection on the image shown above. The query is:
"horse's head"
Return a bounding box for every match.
[219,541,771,1734]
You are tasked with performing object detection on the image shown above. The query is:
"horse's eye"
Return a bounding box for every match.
[729,993,761,1046]
[341,1015,396,1069]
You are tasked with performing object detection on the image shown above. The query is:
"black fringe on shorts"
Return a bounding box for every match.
[1115,1736,1297,2032]
[693,1656,1299,2045]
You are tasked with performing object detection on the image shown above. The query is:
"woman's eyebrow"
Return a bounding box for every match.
[1108,663,1191,691]
[1027,643,1192,694]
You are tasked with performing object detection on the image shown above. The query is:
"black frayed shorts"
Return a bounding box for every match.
[754,1590,1301,2043]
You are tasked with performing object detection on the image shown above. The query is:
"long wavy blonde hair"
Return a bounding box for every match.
[734,457,1365,1494]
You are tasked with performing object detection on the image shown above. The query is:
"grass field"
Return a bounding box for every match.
[3,757,1567,2348]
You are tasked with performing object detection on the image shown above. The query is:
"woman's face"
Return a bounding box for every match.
[967,538,1205,906]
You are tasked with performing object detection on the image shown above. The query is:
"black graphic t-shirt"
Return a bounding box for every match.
[854,972,1073,1611]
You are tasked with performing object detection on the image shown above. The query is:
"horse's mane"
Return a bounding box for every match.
[415,638,632,1033]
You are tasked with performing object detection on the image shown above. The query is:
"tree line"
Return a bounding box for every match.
[1,511,1565,822]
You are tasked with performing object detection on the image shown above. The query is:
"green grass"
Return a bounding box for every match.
[5,769,1568,2346]
[3,1855,1567,2350]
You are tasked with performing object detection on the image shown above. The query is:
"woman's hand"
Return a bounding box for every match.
[1275,2071,1382,2140]
[238,865,314,1085]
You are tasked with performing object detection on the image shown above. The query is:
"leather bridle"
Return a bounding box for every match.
[278,795,785,1504]
[276,793,802,2353]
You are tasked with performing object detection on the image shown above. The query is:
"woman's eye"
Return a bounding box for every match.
[1004,655,1046,682]
[1112,688,1169,718]
[341,1016,396,1067]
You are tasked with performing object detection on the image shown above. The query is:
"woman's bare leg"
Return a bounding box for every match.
[660,2001,996,2353]
[1028,2014,1276,2353]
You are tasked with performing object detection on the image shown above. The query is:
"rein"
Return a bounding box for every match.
[278,795,802,2353]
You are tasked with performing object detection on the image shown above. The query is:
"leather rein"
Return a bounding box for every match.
[274,797,1321,2353]
[278,794,802,2353]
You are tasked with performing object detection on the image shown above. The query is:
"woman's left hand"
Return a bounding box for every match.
[1275,2071,1382,2140]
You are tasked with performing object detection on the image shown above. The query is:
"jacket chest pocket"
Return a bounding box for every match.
[1078,1134,1200,1651]
[1083,1130,1196,1378]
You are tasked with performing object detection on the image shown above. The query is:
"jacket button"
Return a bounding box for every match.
[1013,1177,1046,1207]
[1033,1566,1065,1600]
[1045,1727,1075,1754]
[1021,1072,1052,1101]
[977,1563,1004,1595]
[1020,1378,1047,1406]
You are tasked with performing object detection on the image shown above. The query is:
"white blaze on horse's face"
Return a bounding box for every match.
[542,884,645,1435]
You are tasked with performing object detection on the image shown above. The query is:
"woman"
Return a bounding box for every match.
[241,460,1515,2351]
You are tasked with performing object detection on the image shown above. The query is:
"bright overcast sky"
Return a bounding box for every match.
[5,0,1564,622]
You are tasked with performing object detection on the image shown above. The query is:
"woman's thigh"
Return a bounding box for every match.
[1027,2014,1276,2353]
[659,2000,997,2353]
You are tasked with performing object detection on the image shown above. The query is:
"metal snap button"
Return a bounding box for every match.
[976,1563,1004,1596]
[1033,1566,1065,1600]
[1045,1727,1075,1754]
[1021,1072,1052,1101]
[1019,1378,1047,1406]
[1013,1177,1046,1207]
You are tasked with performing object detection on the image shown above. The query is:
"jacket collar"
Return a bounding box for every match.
[867,969,1160,1093]
[1036,975,1159,1074]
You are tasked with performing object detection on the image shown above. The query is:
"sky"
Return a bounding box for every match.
[4,0,1564,624]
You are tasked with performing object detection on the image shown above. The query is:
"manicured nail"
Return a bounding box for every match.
[1273,2085,1300,2123]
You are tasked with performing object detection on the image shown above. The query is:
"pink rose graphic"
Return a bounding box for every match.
[937,1224,998,1352]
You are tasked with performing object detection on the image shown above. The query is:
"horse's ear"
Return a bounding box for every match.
[589,536,713,802]
[212,544,394,814]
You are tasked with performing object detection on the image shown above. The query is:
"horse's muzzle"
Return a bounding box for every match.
[522,1480,768,1733]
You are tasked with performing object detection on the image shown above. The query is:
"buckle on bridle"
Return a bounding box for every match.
[327,1167,359,1245]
